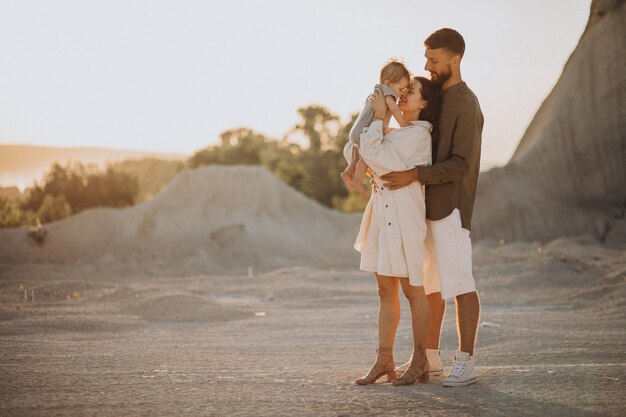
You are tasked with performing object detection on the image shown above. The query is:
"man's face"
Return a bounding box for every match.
[424,48,453,86]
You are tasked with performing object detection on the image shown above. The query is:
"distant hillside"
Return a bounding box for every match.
[0,186,26,202]
[0,144,187,189]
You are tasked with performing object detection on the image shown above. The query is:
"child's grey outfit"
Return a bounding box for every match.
[348,84,398,145]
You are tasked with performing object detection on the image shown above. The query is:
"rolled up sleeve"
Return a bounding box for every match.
[358,120,411,174]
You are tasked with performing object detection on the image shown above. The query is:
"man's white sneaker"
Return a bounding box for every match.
[395,348,444,376]
[442,351,477,387]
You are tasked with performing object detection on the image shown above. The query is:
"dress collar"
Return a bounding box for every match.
[407,120,433,132]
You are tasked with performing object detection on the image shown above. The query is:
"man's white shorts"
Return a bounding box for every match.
[423,208,476,300]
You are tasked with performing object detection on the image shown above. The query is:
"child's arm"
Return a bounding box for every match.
[385,96,406,127]
[383,111,392,135]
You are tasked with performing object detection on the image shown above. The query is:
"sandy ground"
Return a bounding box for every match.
[1,236,624,417]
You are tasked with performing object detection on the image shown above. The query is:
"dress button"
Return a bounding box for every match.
[388,222,391,226]
[385,205,388,208]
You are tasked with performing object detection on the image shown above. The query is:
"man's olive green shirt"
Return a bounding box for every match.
[417,81,483,231]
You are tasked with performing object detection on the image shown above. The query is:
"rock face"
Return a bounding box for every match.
[0,165,361,274]
[473,0,626,242]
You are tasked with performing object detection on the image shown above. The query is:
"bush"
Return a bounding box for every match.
[109,158,183,201]
[27,220,47,246]
[21,163,139,220]
[36,194,72,223]
[0,197,26,228]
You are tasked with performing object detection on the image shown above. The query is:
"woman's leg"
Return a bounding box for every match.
[355,273,400,384]
[393,279,431,385]
[375,273,400,349]
[399,279,429,350]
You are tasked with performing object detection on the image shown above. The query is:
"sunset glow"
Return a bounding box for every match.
[0,0,590,167]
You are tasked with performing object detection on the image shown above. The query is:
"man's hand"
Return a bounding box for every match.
[380,168,419,190]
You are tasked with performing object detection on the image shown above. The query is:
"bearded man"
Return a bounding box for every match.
[384,28,484,387]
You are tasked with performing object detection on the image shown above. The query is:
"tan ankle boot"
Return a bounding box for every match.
[392,347,429,385]
[354,347,397,385]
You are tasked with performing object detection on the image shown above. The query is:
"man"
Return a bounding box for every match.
[384,28,483,387]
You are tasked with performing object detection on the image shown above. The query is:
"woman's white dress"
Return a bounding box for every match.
[344,119,432,285]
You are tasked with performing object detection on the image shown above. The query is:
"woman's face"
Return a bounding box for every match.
[398,79,427,115]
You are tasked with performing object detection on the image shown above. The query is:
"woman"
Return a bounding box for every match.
[346,76,441,385]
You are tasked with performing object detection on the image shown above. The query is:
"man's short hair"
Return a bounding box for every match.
[424,28,465,58]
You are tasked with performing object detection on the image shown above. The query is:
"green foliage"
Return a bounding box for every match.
[188,128,288,168]
[188,106,364,211]
[16,162,139,227]
[333,189,372,213]
[80,167,139,210]
[36,194,71,223]
[0,197,27,228]
[0,197,38,228]
[109,158,184,202]
[290,105,340,153]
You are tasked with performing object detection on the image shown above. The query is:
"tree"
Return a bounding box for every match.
[109,158,183,202]
[187,105,368,212]
[20,163,139,224]
[36,194,72,223]
[287,105,349,207]
[290,105,340,154]
[0,197,26,228]
[189,128,273,167]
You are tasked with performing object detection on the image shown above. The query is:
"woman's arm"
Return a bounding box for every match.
[358,120,413,175]
[386,96,406,127]
[357,90,413,174]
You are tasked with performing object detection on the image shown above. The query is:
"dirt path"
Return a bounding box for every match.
[1,239,625,416]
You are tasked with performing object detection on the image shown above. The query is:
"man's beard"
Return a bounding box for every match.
[430,69,452,87]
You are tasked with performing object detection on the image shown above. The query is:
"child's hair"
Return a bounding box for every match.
[379,59,411,84]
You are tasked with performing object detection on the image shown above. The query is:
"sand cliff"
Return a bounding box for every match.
[473,0,626,242]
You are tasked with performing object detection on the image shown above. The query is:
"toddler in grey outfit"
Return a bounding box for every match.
[342,60,411,194]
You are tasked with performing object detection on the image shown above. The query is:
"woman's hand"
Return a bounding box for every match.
[368,88,387,118]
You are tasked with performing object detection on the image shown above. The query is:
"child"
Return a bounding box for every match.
[341,59,411,194]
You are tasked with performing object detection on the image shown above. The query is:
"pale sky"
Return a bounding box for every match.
[0,0,590,167]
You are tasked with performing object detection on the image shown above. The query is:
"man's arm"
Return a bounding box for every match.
[382,99,481,190]
[417,102,480,185]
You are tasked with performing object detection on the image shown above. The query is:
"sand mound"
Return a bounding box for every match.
[473,0,626,242]
[0,165,360,274]
[473,236,626,317]
[123,293,248,323]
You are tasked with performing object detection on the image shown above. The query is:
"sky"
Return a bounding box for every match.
[0,0,591,167]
